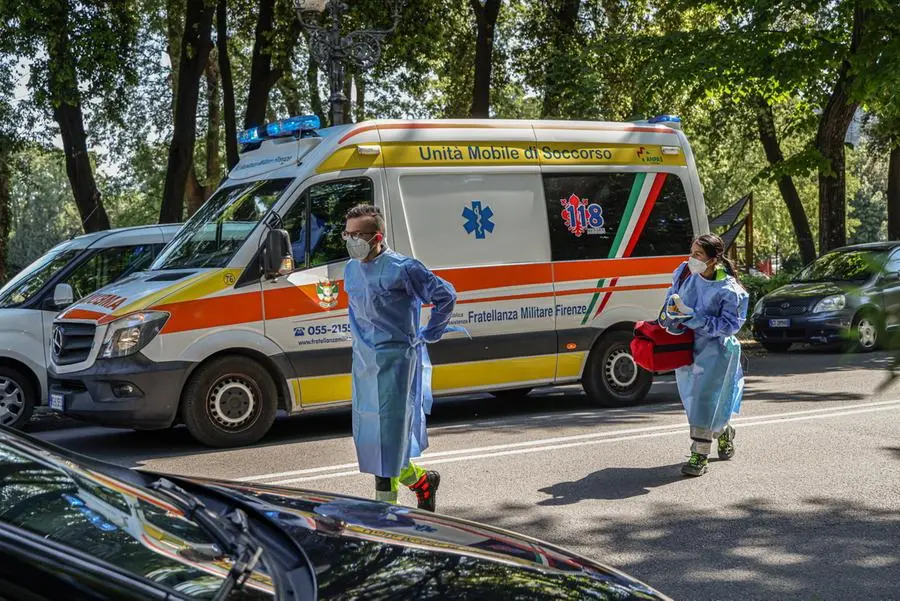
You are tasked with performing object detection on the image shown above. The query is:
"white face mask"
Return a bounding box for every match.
[346,237,374,261]
[687,256,711,275]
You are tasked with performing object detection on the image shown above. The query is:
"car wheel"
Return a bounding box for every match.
[491,388,533,401]
[761,342,792,353]
[583,330,653,407]
[181,356,278,447]
[0,366,35,429]
[851,313,880,353]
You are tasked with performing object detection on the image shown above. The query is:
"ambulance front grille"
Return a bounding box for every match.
[52,323,96,365]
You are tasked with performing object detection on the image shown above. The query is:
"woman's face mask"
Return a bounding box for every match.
[688,256,712,275]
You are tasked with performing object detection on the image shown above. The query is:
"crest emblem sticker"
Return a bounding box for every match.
[316,279,339,309]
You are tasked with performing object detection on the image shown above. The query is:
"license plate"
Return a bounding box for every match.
[49,393,65,412]
[768,319,791,328]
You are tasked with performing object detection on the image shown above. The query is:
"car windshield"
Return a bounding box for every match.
[793,249,886,283]
[0,440,274,599]
[0,246,82,308]
[152,179,292,271]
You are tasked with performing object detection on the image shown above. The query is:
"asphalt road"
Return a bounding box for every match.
[31,347,900,601]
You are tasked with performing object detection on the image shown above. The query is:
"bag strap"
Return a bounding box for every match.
[676,263,691,288]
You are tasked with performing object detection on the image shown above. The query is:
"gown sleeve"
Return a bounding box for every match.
[403,259,457,343]
[684,285,748,338]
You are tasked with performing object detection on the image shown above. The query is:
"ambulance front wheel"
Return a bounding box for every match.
[181,356,278,448]
[583,331,653,407]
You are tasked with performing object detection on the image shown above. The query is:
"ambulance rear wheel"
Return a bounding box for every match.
[181,356,278,448]
[583,331,652,407]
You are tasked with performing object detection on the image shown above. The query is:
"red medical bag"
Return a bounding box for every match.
[630,321,694,372]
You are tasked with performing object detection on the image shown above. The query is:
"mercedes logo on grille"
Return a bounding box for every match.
[52,326,64,357]
[780,302,790,309]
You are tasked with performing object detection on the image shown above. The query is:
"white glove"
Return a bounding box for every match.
[665,294,694,320]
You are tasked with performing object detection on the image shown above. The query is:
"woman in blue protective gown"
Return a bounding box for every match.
[661,234,749,477]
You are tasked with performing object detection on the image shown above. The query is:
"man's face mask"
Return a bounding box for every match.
[343,231,381,260]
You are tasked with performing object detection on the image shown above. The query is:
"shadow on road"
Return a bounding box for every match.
[537,464,684,505]
[29,386,682,468]
[461,497,900,601]
[740,387,867,403]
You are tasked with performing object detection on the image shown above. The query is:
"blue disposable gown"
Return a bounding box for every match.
[344,249,457,478]
[663,262,749,433]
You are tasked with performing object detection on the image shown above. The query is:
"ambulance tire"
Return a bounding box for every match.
[181,356,278,448]
[583,331,652,407]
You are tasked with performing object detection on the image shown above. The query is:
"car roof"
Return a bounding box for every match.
[830,241,900,253]
[62,224,183,250]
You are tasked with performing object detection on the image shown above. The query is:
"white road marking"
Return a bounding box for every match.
[236,399,900,485]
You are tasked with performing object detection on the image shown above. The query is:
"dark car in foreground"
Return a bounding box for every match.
[0,427,671,601]
[751,242,900,352]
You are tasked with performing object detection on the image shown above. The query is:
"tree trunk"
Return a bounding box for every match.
[888,144,900,241]
[245,0,276,128]
[0,147,10,282]
[815,3,869,253]
[245,0,303,128]
[185,168,206,218]
[198,48,221,212]
[541,0,580,118]
[355,74,366,122]
[217,0,239,171]
[278,74,301,117]
[469,0,502,118]
[305,39,326,125]
[160,0,215,224]
[166,0,183,112]
[46,8,111,234]
[753,97,817,264]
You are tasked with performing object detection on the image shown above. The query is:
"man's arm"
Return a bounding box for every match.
[404,260,457,343]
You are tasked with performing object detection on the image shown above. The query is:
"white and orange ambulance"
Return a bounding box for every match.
[48,115,708,446]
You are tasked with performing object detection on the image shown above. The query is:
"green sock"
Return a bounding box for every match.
[399,461,426,487]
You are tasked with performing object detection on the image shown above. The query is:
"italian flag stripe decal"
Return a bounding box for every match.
[581,173,668,324]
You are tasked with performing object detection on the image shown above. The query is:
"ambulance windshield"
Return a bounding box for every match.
[152,178,292,270]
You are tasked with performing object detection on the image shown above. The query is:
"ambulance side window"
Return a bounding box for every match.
[628,175,693,257]
[307,178,374,267]
[281,178,374,269]
[543,172,692,261]
[543,173,633,261]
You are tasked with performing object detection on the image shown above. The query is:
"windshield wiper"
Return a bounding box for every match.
[150,478,264,601]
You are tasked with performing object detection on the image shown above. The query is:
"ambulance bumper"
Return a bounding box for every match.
[48,354,193,430]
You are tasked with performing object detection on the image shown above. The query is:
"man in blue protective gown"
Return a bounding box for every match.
[342,204,457,511]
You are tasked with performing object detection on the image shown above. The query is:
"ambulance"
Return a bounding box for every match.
[48,115,708,447]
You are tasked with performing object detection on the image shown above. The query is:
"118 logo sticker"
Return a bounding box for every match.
[561,193,604,237]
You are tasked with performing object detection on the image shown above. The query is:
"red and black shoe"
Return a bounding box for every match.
[409,470,440,512]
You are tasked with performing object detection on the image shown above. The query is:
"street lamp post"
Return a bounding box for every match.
[294,0,403,126]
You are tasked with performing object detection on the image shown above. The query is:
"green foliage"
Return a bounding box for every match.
[741,271,795,317]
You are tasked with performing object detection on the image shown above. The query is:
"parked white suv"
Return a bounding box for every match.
[0,224,180,428]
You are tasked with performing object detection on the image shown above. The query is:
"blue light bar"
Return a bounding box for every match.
[648,114,681,124]
[266,114,321,138]
[237,126,264,145]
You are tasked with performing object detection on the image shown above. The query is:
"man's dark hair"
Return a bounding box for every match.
[345,204,385,233]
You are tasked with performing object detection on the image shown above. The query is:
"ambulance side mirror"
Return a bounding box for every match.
[263,229,294,278]
[51,283,74,309]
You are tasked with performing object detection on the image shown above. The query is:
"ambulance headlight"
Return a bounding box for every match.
[99,312,169,359]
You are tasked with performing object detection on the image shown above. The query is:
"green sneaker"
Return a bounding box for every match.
[681,452,709,477]
[718,425,736,460]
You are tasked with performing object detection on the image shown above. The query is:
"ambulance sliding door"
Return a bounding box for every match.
[537,128,697,383]
[384,131,556,395]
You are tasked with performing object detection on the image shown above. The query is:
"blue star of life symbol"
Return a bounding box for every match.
[462,201,495,239]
